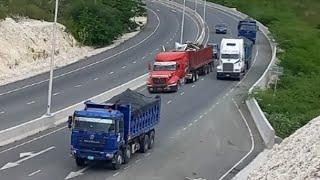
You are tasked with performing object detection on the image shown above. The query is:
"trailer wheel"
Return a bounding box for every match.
[75,157,86,167]
[148,131,155,149]
[123,147,131,164]
[139,134,149,153]
[111,152,123,170]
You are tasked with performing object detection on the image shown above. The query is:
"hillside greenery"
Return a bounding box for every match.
[0,0,146,47]
[210,0,320,138]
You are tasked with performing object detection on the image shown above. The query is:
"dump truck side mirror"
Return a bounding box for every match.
[67,116,73,129]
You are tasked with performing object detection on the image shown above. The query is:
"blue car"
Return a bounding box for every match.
[215,24,228,34]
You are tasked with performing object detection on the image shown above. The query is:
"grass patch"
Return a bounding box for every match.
[210,0,320,138]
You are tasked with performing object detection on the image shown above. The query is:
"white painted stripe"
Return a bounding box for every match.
[28,170,41,177]
[219,99,255,180]
[132,61,137,64]
[113,172,120,177]
[53,92,61,96]
[180,92,184,95]
[188,123,193,127]
[123,165,131,170]
[74,84,82,88]
[192,85,196,88]
[167,100,172,104]
[121,66,127,69]
[109,71,114,75]
[135,159,141,163]
[94,78,99,81]
[183,127,187,131]
[26,101,35,105]
[0,111,5,115]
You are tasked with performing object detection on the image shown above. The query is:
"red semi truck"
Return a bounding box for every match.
[147,42,214,93]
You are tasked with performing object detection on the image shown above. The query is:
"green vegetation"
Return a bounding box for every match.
[0,0,146,47]
[210,0,320,138]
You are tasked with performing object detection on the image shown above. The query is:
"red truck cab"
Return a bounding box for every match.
[147,52,187,92]
[147,42,214,93]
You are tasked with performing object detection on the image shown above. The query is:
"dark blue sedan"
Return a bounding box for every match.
[215,24,228,34]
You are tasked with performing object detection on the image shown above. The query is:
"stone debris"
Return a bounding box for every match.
[248,116,320,180]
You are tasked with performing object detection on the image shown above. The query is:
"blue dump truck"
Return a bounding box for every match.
[241,36,254,70]
[237,18,258,44]
[67,89,161,169]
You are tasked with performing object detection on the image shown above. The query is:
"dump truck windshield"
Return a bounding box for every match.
[221,54,240,59]
[240,25,256,31]
[74,117,115,133]
[153,64,176,71]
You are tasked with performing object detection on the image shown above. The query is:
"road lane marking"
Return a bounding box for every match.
[113,172,120,177]
[74,84,82,88]
[53,92,61,96]
[0,8,161,97]
[199,115,203,119]
[0,126,65,154]
[144,153,151,157]
[142,56,146,60]
[109,71,114,75]
[218,99,255,180]
[192,85,196,88]
[26,101,35,105]
[123,165,131,170]
[135,159,141,163]
[188,123,193,127]
[121,66,127,69]
[94,77,99,81]
[167,100,172,104]
[133,61,137,64]
[180,92,185,95]
[183,127,187,131]
[65,166,89,180]
[28,170,41,177]
[0,111,5,115]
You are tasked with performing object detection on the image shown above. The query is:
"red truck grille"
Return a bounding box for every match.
[152,78,166,85]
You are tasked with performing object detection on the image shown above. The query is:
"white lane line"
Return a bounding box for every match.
[188,123,193,127]
[28,170,41,177]
[135,159,141,163]
[53,92,61,96]
[26,101,35,105]
[192,85,196,88]
[123,165,131,170]
[199,115,203,119]
[0,111,5,115]
[0,126,66,154]
[94,77,99,81]
[74,84,82,88]
[113,172,120,177]
[201,78,204,81]
[109,71,114,75]
[194,119,199,123]
[0,8,161,97]
[142,56,146,60]
[167,100,172,104]
[121,66,127,69]
[149,52,153,55]
[144,153,151,157]
[218,99,255,180]
[132,61,137,64]
[180,92,184,95]
[183,127,187,131]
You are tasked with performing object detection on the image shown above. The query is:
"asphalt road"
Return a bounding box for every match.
[0,0,272,179]
[0,1,200,130]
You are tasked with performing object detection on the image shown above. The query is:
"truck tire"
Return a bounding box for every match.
[195,73,199,81]
[75,157,86,167]
[148,131,155,149]
[111,152,123,170]
[139,134,149,153]
[123,147,131,164]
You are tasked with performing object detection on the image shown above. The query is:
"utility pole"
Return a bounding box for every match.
[203,0,206,22]
[180,0,186,44]
[47,0,59,116]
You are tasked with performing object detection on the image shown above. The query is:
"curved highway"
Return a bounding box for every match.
[0,0,272,180]
[0,1,199,130]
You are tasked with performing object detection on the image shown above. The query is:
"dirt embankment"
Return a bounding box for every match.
[0,17,146,86]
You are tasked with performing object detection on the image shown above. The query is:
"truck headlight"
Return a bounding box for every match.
[106,153,114,158]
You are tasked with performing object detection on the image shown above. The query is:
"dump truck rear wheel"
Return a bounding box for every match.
[75,157,86,167]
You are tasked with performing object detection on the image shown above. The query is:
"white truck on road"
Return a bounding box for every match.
[216,38,253,81]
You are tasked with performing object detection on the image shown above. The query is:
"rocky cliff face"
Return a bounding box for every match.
[248,116,320,180]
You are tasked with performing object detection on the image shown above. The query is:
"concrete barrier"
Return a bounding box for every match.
[0,74,148,147]
[246,98,275,149]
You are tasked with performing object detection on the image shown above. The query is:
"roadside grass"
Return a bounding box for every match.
[210,0,320,138]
